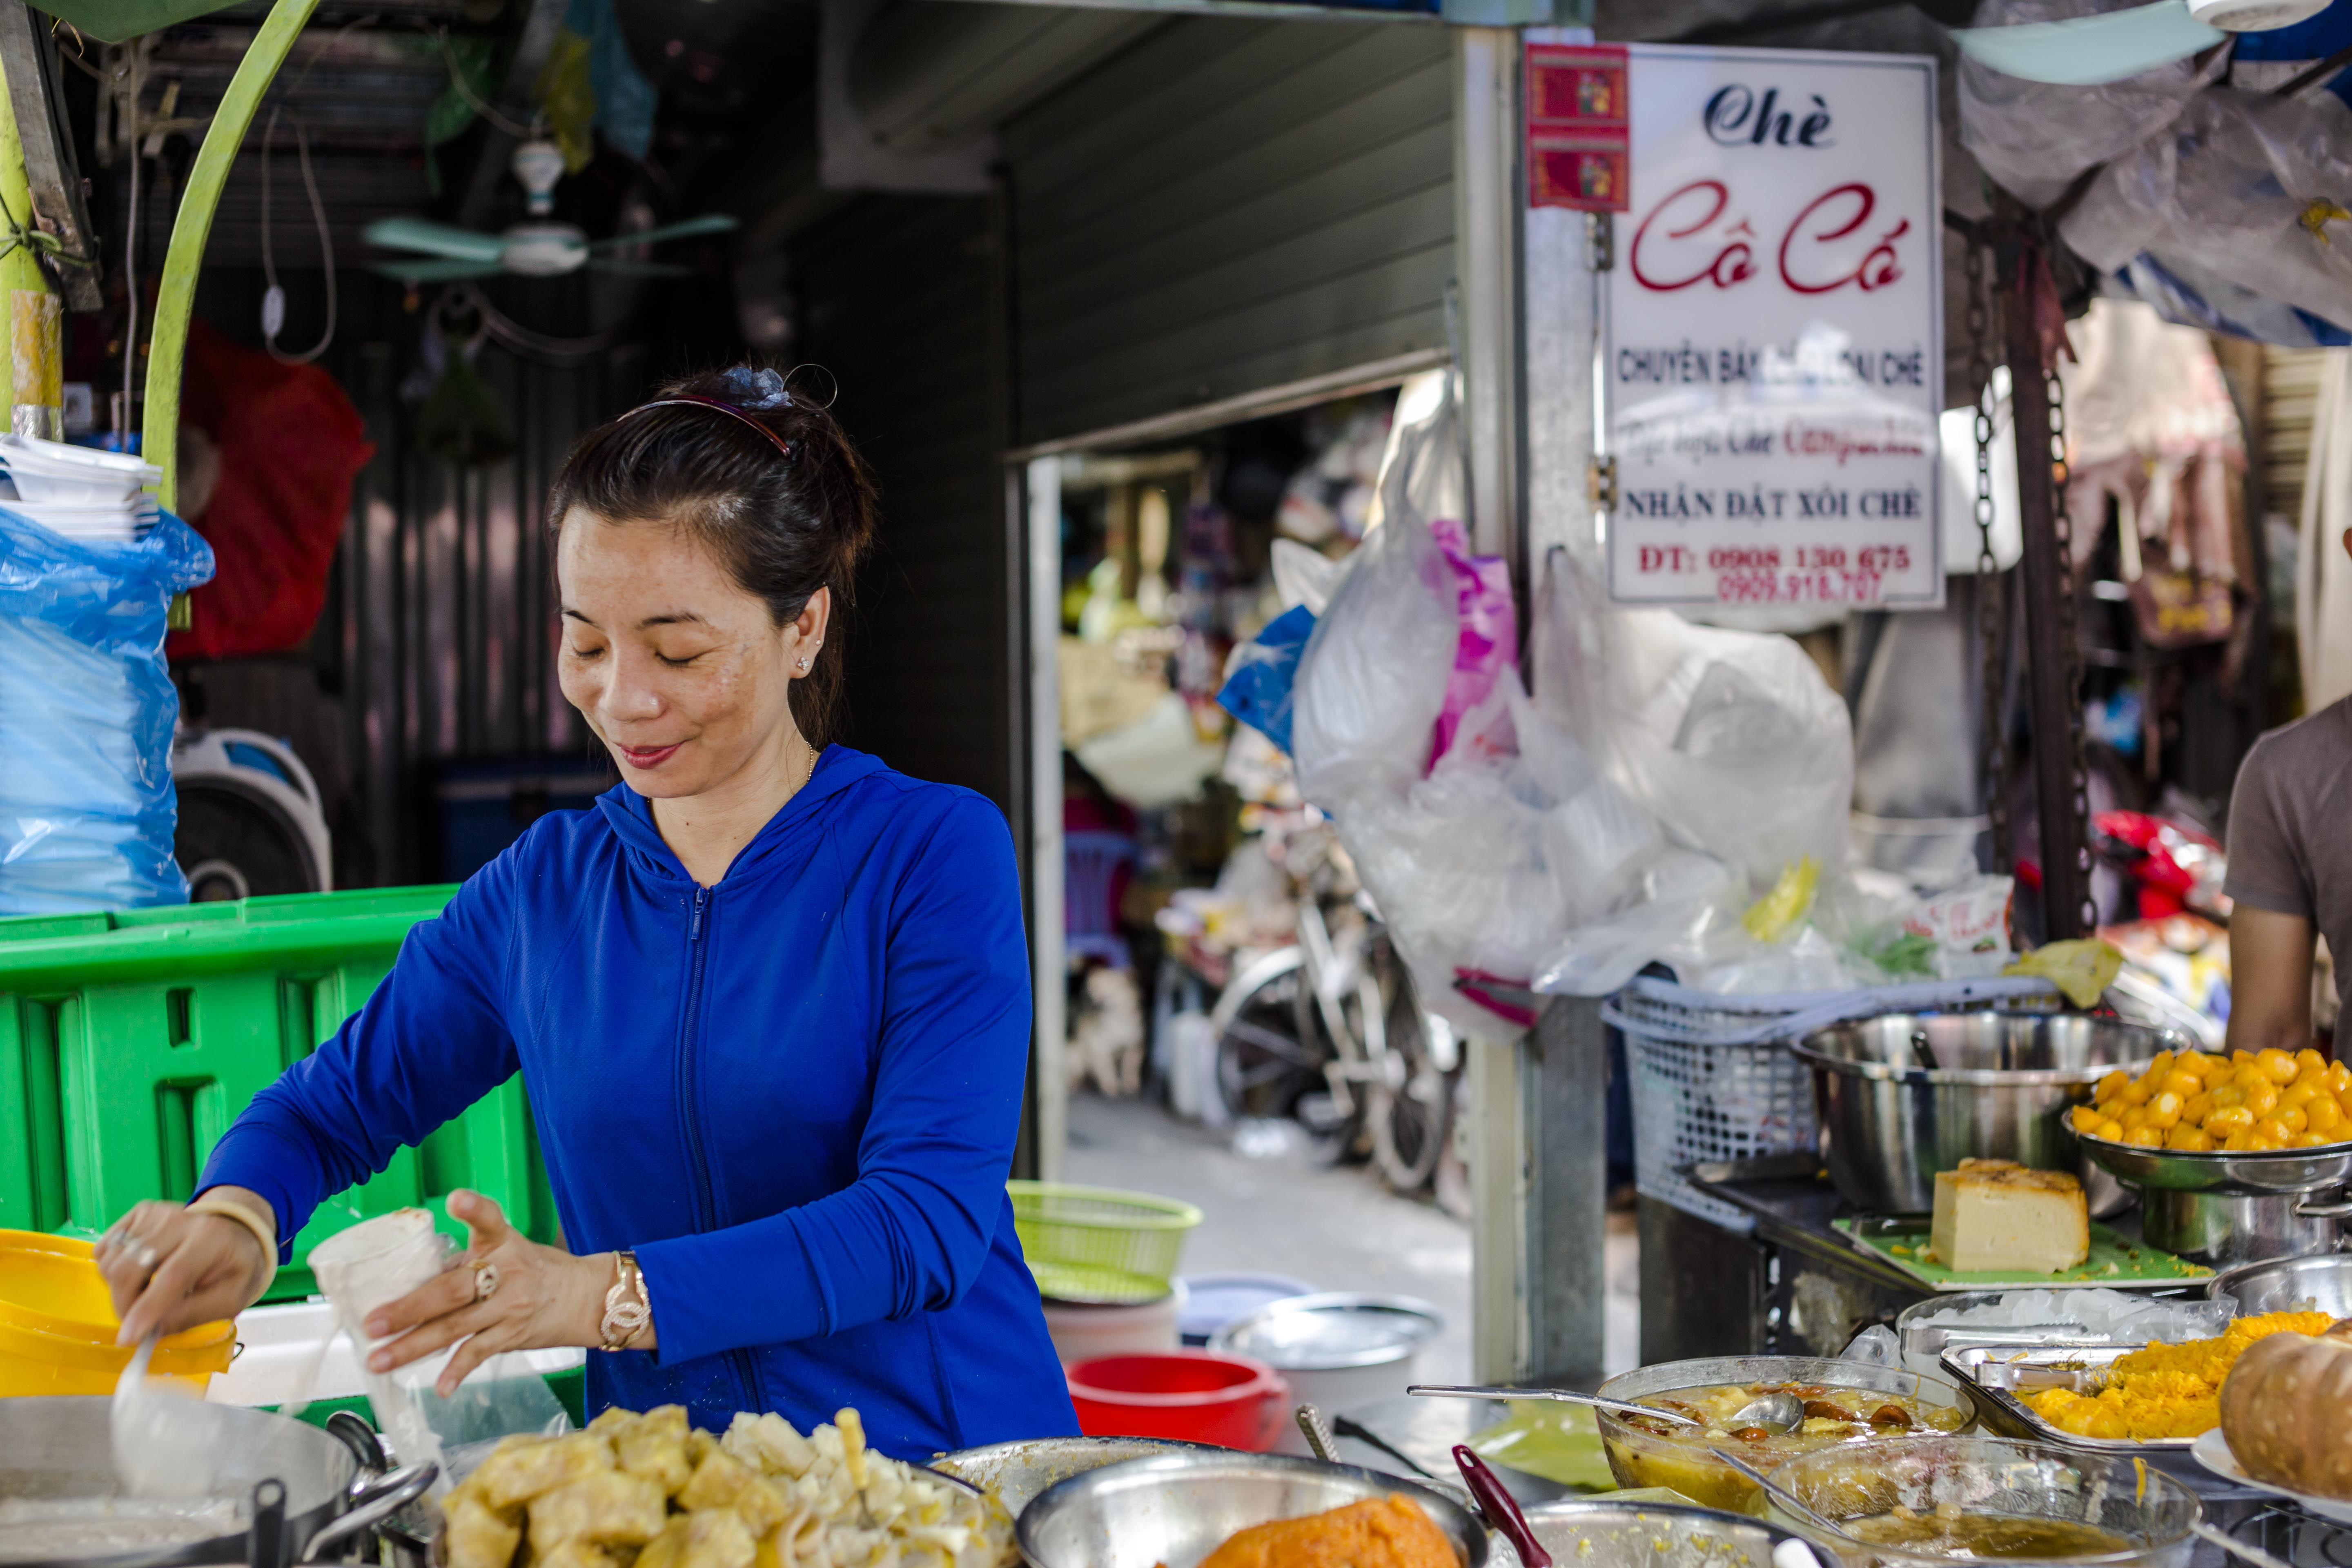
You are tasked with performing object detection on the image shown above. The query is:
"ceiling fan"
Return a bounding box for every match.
[1952,0,2337,85]
[366,138,739,283]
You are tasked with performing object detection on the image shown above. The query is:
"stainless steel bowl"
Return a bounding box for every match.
[0,1397,432,1568]
[929,1437,1218,1518]
[2208,1252,2352,1316]
[2077,1135,2352,1194]
[1793,1013,2184,1214]
[1510,1498,1806,1568]
[1016,1449,1487,1568]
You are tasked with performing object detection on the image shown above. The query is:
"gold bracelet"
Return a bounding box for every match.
[599,1250,651,1352]
[187,1194,278,1301]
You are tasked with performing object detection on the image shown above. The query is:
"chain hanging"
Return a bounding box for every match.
[2044,358,2099,937]
[1964,236,2009,872]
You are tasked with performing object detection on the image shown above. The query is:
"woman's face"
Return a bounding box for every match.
[555,510,823,799]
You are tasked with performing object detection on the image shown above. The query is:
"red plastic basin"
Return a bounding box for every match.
[1066,1351,1291,1452]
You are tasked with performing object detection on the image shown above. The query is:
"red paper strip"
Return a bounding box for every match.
[1526,42,1629,213]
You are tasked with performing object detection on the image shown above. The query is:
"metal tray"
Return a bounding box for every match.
[1939,1343,2216,1483]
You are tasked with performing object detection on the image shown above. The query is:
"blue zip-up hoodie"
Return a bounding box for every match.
[198,746,1078,1457]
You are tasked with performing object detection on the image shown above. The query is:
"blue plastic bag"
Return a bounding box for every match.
[0,506,214,912]
[1216,604,1315,754]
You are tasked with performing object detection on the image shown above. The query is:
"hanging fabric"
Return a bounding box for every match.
[2296,350,2352,710]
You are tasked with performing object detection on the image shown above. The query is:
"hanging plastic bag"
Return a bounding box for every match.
[1216,604,1315,754]
[1541,557,1854,889]
[1430,517,1517,764]
[2063,87,2352,342]
[1956,0,2226,209]
[1290,508,1458,810]
[0,506,212,913]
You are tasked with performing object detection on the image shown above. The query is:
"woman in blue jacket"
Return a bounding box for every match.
[98,365,1078,1456]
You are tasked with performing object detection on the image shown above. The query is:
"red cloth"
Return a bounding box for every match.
[166,319,374,660]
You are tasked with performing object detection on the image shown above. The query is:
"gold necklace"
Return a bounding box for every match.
[789,737,819,797]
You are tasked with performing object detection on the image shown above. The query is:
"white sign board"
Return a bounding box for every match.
[1603,46,1943,608]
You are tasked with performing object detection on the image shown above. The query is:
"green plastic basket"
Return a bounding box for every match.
[1008,1180,1201,1304]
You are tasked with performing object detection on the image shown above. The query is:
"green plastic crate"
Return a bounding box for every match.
[0,886,558,1300]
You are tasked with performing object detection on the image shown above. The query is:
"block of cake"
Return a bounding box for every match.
[1927,1158,2090,1274]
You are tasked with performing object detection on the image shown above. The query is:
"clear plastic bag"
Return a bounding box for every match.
[1539,557,1854,889]
[2063,87,2352,338]
[0,507,212,913]
[1956,0,2227,209]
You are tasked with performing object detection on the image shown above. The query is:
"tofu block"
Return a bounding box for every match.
[527,1471,670,1549]
[677,1449,757,1513]
[1929,1158,2089,1274]
[443,1492,524,1568]
[476,1432,618,1510]
[637,1512,756,1568]
[617,1423,694,1499]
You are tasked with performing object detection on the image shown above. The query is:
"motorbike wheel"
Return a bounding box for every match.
[1213,967,1327,1123]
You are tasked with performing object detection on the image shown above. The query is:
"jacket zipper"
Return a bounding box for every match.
[674,884,762,1413]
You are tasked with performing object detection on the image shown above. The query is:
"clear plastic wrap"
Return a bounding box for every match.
[2062,87,2352,336]
[0,506,212,913]
[1957,0,2227,209]
[1289,509,1457,811]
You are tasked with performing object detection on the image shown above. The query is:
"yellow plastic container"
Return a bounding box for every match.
[0,1229,234,1396]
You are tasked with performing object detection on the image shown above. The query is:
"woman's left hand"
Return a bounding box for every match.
[364,1189,633,1396]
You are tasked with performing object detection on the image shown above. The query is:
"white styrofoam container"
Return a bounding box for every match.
[206,1299,584,1408]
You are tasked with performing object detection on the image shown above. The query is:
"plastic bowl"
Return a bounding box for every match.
[1771,1434,2200,1568]
[1065,1351,1290,1451]
[0,1230,233,1396]
[1592,1354,1974,1512]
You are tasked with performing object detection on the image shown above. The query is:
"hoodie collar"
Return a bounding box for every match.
[593,744,884,887]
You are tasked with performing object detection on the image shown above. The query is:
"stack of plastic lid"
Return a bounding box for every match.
[0,434,161,543]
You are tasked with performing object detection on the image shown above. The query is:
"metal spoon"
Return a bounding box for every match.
[1726,1390,1806,1433]
[1296,1403,1341,1464]
[1409,1383,1705,1427]
[1713,1449,1846,1538]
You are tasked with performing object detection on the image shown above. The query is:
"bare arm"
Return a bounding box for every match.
[2226,904,2316,1058]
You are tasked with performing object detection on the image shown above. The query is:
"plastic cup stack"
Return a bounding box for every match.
[308,1209,456,1481]
[0,434,162,543]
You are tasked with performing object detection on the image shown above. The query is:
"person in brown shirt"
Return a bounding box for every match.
[2223,697,2352,1054]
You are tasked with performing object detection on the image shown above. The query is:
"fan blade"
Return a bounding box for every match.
[368,259,504,283]
[584,213,741,254]
[588,259,695,278]
[1952,0,2223,85]
[364,216,507,264]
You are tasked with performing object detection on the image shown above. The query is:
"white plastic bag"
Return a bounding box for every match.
[2063,87,2352,337]
[1540,558,1854,889]
[1290,508,1458,813]
[1956,0,2226,209]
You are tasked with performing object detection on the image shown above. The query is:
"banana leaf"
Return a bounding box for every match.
[33,0,243,44]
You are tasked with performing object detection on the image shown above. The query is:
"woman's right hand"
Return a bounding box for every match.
[95,1188,276,1345]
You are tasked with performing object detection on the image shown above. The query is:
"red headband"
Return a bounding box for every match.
[624,395,799,464]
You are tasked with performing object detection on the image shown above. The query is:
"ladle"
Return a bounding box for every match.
[1408,1384,1704,1427]
[1726,1390,1806,1433]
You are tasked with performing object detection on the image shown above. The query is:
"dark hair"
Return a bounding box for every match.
[546,366,877,747]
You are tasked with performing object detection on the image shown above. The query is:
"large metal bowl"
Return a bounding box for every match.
[928,1437,1218,1518]
[2076,1134,2352,1194]
[1510,1498,1806,1568]
[1793,1013,2186,1214]
[1016,1449,1487,1568]
[0,1397,430,1568]
[2208,1253,2352,1316]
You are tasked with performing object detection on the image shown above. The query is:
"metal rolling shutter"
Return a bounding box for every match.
[1002,16,1454,448]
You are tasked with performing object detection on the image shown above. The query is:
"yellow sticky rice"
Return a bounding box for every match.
[2025,1312,2332,1441]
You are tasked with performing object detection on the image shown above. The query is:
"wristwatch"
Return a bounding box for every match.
[599,1250,653,1352]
